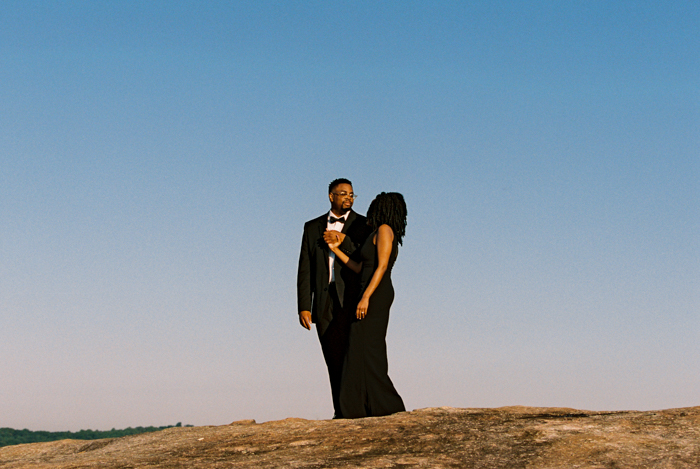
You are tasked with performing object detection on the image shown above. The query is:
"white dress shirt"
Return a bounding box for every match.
[327,211,349,283]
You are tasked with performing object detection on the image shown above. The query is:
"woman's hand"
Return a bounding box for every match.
[356,296,369,320]
[323,230,344,249]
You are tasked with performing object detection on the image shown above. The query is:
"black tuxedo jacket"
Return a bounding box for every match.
[297,210,371,336]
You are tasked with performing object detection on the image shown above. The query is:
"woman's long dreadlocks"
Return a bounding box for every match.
[366,192,407,245]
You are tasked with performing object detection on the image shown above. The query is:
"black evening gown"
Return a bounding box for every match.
[339,230,405,418]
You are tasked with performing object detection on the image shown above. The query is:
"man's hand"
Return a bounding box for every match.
[299,311,312,330]
[323,230,345,249]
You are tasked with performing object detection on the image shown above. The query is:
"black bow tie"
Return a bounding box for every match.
[329,216,346,224]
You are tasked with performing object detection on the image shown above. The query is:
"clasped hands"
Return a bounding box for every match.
[323,230,345,249]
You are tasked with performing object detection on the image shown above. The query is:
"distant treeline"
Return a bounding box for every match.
[0,423,193,448]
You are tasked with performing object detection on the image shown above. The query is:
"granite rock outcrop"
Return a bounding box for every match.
[1,406,698,468]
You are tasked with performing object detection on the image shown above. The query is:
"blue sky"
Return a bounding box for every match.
[1,1,698,431]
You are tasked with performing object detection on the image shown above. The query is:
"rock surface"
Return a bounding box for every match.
[1,406,699,468]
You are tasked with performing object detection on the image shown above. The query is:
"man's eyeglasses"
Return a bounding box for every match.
[332,192,358,200]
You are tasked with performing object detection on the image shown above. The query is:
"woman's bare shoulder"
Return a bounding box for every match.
[377,224,395,239]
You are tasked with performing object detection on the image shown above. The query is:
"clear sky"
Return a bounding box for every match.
[1,1,697,431]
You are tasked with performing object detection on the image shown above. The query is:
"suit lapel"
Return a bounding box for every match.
[341,210,356,234]
[317,214,330,279]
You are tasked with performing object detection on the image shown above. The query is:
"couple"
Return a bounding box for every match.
[297,178,407,419]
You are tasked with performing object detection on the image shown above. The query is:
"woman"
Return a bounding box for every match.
[326,192,407,418]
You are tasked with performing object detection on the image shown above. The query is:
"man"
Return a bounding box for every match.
[297,178,371,418]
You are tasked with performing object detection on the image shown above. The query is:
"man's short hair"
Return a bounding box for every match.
[329,178,352,194]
